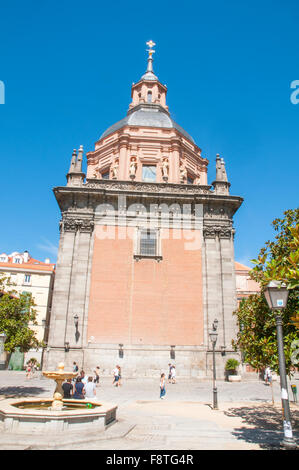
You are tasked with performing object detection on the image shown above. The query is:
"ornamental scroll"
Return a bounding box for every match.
[60,218,95,233]
[203,225,233,239]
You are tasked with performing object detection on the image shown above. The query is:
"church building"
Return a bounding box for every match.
[45,42,243,377]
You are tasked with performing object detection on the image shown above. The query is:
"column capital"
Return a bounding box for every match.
[60,217,94,233]
[203,225,233,239]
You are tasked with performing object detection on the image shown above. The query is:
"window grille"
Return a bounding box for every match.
[134,228,162,261]
[140,230,157,256]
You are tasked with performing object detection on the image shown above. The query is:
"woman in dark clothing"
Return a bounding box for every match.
[73,377,85,399]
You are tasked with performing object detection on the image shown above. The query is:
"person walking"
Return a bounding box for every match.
[85,376,97,400]
[26,361,34,380]
[264,367,272,386]
[112,366,120,387]
[117,365,122,386]
[73,377,85,399]
[62,378,73,399]
[168,363,172,383]
[171,365,176,384]
[160,373,166,399]
[93,367,100,386]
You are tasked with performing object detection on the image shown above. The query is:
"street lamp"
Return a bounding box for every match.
[264,281,297,449]
[209,319,219,410]
[73,314,80,342]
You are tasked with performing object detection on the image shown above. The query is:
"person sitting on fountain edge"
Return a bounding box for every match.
[62,378,73,399]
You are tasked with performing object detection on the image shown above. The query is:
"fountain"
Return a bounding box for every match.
[0,363,117,438]
[42,362,77,396]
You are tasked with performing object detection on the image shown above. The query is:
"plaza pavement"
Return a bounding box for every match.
[0,371,298,450]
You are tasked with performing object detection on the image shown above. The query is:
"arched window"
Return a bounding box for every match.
[147,91,152,103]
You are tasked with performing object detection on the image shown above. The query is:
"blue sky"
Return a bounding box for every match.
[0,0,298,265]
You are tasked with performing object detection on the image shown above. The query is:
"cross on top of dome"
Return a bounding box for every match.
[146,40,156,58]
[142,39,158,81]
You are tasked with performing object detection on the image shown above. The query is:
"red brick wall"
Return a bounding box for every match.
[87,227,203,346]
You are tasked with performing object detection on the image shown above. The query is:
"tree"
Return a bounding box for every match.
[0,275,44,352]
[233,209,299,374]
[250,208,299,289]
[232,292,298,374]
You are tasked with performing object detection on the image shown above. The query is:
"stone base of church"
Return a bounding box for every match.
[43,345,241,380]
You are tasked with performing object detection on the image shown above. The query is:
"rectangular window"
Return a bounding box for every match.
[142,165,156,182]
[101,170,110,179]
[134,228,162,261]
[187,175,194,184]
[24,274,31,284]
[140,230,157,256]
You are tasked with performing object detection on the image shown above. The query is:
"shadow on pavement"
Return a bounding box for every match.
[0,386,49,398]
[224,404,299,449]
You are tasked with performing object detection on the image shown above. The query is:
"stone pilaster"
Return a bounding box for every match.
[45,216,94,369]
[219,231,238,349]
[47,228,76,349]
[202,223,240,375]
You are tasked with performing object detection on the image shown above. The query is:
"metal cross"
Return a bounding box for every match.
[146,40,156,57]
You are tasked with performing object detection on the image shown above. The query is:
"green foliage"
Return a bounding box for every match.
[0,275,44,353]
[225,358,240,371]
[251,208,299,290]
[233,291,298,374]
[233,209,299,375]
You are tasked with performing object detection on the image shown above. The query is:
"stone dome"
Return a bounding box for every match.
[100,104,195,144]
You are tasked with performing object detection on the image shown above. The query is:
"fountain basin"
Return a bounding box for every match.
[0,397,117,434]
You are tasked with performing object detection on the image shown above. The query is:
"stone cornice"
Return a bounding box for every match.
[53,180,243,218]
[84,179,213,195]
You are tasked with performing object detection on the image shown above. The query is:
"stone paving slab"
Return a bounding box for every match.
[0,401,297,450]
[0,371,298,450]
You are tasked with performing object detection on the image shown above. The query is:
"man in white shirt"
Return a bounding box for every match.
[85,376,96,399]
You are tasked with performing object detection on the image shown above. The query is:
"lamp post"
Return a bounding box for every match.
[73,314,80,343]
[264,281,297,449]
[209,319,218,410]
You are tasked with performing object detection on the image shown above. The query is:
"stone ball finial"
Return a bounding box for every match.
[51,392,64,411]
[53,392,63,401]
